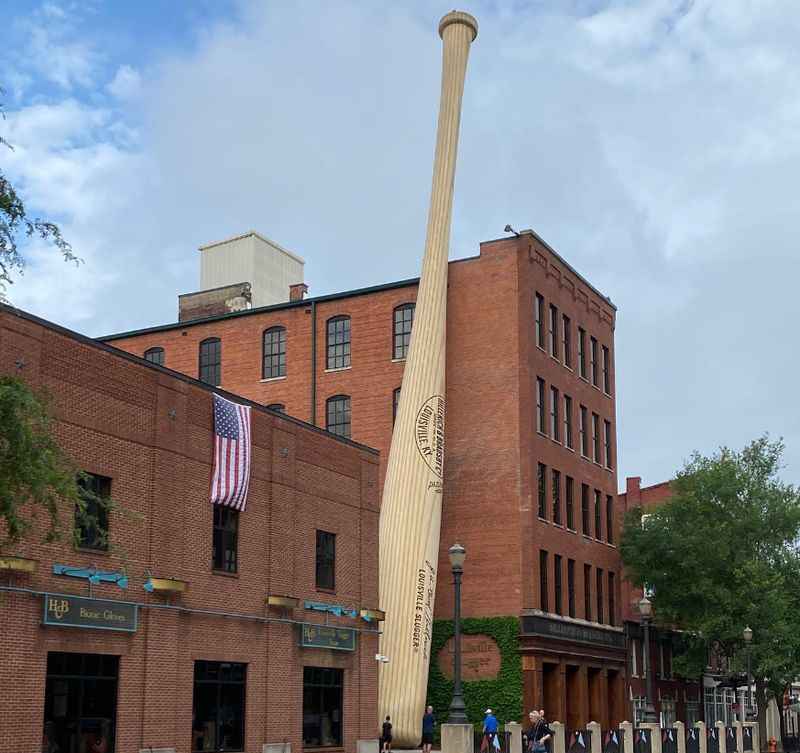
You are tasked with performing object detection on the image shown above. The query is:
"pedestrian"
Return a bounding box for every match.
[421,705,435,753]
[382,716,393,753]
[482,709,499,753]
[524,710,552,753]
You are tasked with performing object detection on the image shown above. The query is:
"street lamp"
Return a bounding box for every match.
[639,596,658,723]
[743,626,753,719]
[448,543,468,724]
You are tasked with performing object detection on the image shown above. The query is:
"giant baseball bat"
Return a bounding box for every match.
[378,11,478,746]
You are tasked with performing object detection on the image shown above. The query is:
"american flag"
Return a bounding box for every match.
[210,393,251,510]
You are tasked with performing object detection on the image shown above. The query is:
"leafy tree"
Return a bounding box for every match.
[1,86,78,295]
[621,437,800,737]
[0,375,110,551]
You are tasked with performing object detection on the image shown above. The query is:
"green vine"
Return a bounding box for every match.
[426,616,523,736]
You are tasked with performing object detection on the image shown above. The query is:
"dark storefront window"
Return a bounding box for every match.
[75,473,111,550]
[303,667,343,748]
[192,661,246,752]
[44,652,119,753]
[316,530,336,591]
[213,505,239,573]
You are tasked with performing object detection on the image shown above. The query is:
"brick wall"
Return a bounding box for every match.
[0,306,379,753]
[105,234,623,629]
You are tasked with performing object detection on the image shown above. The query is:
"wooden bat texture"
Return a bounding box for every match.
[378,11,478,747]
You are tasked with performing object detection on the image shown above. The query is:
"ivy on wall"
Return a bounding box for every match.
[426,616,523,734]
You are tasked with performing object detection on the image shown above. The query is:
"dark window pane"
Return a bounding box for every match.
[563,395,573,449]
[567,559,576,617]
[584,564,592,621]
[144,347,164,366]
[565,476,574,531]
[550,386,559,441]
[562,315,572,368]
[303,667,343,747]
[594,489,602,539]
[552,469,561,525]
[75,473,111,550]
[535,294,545,348]
[326,395,351,439]
[554,554,562,615]
[581,483,590,535]
[548,304,558,358]
[536,378,546,434]
[192,661,246,752]
[212,506,238,573]
[539,550,548,612]
[537,463,547,519]
[316,530,336,590]
[596,568,604,624]
[199,338,221,386]
[326,317,351,370]
[262,327,287,379]
[393,304,415,360]
[578,328,586,378]
[606,495,614,544]
[267,403,285,414]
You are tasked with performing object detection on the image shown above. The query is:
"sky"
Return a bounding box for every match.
[2,0,800,490]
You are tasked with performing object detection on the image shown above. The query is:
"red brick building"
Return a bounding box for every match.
[0,305,381,753]
[619,477,703,726]
[105,229,626,729]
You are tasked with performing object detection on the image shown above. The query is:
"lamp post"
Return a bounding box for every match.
[639,596,658,723]
[448,543,468,724]
[743,626,753,719]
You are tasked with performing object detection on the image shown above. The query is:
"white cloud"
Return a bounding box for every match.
[6,0,800,486]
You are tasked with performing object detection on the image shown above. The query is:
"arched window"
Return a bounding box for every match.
[262,326,287,379]
[392,387,401,425]
[144,347,164,366]
[326,316,351,370]
[267,403,285,414]
[326,395,351,438]
[199,337,221,386]
[393,303,415,360]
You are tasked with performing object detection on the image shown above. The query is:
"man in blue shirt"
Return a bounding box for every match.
[422,706,435,753]
[483,709,499,751]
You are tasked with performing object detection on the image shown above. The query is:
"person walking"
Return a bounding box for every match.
[482,709,499,752]
[524,710,553,753]
[381,716,393,753]
[421,706,435,753]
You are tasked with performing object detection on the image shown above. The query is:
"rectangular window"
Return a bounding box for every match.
[578,328,587,378]
[303,667,344,748]
[536,378,546,434]
[76,473,111,551]
[567,559,576,617]
[579,406,588,456]
[606,495,614,544]
[594,489,602,539]
[554,554,563,615]
[538,463,547,519]
[563,395,573,449]
[631,638,639,677]
[549,304,559,358]
[608,571,616,626]
[550,386,560,441]
[326,395,351,439]
[315,530,336,590]
[392,387,401,425]
[565,476,574,531]
[326,316,351,370]
[199,338,222,386]
[596,567,604,624]
[212,505,239,573]
[539,549,549,612]
[192,661,246,753]
[393,304,415,360]
[552,469,561,525]
[584,563,591,621]
[535,293,545,349]
[562,315,572,368]
[592,412,601,463]
[590,336,598,386]
[604,420,613,469]
[602,345,611,394]
[581,483,590,535]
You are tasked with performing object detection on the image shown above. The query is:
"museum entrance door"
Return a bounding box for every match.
[43,652,119,753]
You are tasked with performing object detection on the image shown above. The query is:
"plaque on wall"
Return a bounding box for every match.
[300,624,356,651]
[42,594,137,632]
[436,634,502,681]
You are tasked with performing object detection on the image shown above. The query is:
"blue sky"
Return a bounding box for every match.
[3,0,800,489]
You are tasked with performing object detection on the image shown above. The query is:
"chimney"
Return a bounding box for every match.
[290,283,309,302]
[624,476,642,510]
[178,282,252,322]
